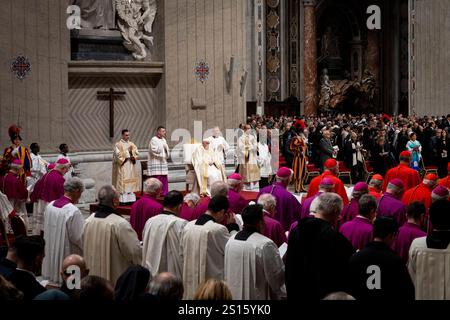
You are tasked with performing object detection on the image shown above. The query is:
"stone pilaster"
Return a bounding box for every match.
[303,0,317,116]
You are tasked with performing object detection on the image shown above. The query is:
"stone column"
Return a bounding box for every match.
[303,0,317,116]
[366,31,380,83]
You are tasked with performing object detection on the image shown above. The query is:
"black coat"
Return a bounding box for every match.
[286,218,355,300]
[319,138,334,169]
[348,242,415,301]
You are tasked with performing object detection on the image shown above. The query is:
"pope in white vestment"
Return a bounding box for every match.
[112,131,139,203]
[225,231,286,300]
[42,196,84,284]
[191,138,226,196]
[142,210,187,278]
[210,127,230,165]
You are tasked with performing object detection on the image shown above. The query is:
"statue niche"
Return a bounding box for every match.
[71,0,116,30]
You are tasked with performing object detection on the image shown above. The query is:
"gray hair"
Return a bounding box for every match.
[55,163,70,171]
[144,178,163,194]
[315,193,343,216]
[211,181,229,197]
[64,177,85,193]
[98,185,118,207]
[323,292,355,300]
[184,193,200,205]
[257,194,277,211]
[227,178,241,189]
[369,179,382,188]
[358,194,377,218]
[148,272,184,301]
[387,183,402,195]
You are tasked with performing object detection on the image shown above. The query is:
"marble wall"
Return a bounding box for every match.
[409,0,450,116]
[163,0,247,136]
[0,0,69,152]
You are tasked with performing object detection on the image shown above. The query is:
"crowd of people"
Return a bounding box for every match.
[0,113,450,301]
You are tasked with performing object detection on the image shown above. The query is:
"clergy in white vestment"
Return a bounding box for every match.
[237,125,261,190]
[83,185,142,285]
[0,190,13,234]
[42,178,85,284]
[225,204,286,300]
[181,195,239,299]
[191,137,226,196]
[408,200,450,300]
[210,126,230,165]
[148,126,170,196]
[142,191,187,279]
[56,143,74,181]
[27,143,48,192]
[112,129,139,204]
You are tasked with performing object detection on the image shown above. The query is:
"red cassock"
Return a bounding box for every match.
[368,187,382,201]
[439,176,450,189]
[382,164,421,192]
[401,183,432,209]
[306,172,349,205]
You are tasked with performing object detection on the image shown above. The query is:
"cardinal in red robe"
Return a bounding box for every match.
[438,163,450,189]
[383,151,421,192]
[307,159,349,205]
[368,174,383,200]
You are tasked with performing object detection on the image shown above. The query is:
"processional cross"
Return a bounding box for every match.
[97,88,126,138]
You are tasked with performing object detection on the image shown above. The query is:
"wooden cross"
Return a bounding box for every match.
[97,88,126,138]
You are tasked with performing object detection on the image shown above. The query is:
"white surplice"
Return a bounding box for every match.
[408,237,450,300]
[142,213,187,278]
[148,136,169,176]
[181,219,235,299]
[210,136,230,164]
[82,213,142,285]
[27,153,47,192]
[42,200,84,284]
[225,232,286,300]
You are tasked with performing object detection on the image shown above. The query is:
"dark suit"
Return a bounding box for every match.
[348,241,415,301]
[286,218,355,300]
[319,138,334,170]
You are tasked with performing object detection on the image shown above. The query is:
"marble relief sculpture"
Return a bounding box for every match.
[116,0,157,60]
[71,0,116,30]
[319,68,334,110]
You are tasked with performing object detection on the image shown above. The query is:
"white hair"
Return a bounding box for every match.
[211,181,229,197]
[98,185,118,207]
[257,194,277,211]
[144,178,163,194]
[315,193,343,217]
[227,178,241,189]
[64,177,85,193]
[387,183,402,195]
[184,193,200,205]
[55,163,70,171]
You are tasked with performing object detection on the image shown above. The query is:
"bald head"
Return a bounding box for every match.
[61,254,89,282]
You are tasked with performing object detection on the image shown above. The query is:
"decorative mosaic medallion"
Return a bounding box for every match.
[194,60,210,83]
[11,55,31,80]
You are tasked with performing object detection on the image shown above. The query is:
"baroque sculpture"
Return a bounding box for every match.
[319,68,334,110]
[116,0,157,60]
[71,0,116,30]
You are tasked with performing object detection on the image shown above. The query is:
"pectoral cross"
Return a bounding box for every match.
[97,88,126,138]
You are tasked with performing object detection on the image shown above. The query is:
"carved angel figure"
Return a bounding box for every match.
[116,0,157,60]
